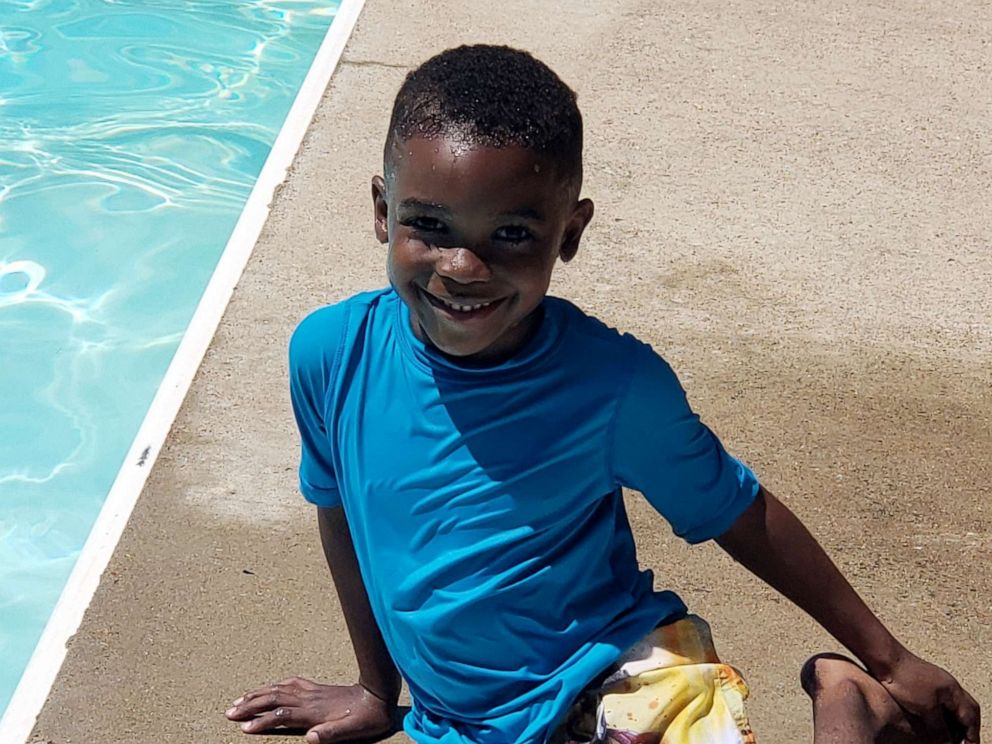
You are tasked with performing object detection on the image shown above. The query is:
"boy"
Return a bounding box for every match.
[226,46,979,744]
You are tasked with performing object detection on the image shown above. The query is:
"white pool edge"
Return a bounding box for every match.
[0,1,367,740]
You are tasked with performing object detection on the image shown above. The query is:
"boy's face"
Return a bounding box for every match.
[373,135,594,363]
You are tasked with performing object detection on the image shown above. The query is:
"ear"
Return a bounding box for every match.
[559,198,594,263]
[371,175,389,244]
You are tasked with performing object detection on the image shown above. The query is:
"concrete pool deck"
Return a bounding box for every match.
[31,0,990,742]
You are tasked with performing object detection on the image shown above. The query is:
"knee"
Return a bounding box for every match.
[800,653,865,700]
[800,654,916,741]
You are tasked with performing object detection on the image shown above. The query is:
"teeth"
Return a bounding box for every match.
[440,297,492,312]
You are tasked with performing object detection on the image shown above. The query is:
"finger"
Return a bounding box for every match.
[275,676,319,690]
[951,688,981,744]
[227,690,300,720]
[228,685,271,709]
[238,706,305,734]
[922,708,953,744]
[306,714,367,744]
[230,684,282,708]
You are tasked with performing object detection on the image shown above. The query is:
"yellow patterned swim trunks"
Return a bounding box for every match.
[549,615,756,744]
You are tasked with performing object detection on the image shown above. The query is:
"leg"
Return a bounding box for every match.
[801,654,928,744]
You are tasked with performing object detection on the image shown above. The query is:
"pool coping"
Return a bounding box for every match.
[0,1,368,740]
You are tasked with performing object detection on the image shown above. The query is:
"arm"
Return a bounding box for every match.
[717,487,980,743]
[226,507,400,743]
[318,505,401,706]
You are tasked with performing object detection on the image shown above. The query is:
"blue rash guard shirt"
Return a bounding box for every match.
[289,288,759,744]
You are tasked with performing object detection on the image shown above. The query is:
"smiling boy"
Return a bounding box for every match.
[226,46,979,744]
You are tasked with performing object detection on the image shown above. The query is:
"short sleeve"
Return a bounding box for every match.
[288,307,345,508]
[612,342,760,543]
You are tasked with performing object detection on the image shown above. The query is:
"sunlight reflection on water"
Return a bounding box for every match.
[0,0,340,714]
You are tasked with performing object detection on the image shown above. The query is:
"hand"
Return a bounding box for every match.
[876,652,980,744]
[226,677,394,743]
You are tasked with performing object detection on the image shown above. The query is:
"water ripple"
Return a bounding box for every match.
[0,0,341,711]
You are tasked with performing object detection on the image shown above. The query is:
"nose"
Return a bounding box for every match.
[434,246,492,284]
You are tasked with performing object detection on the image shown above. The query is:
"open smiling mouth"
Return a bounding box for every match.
[420,288,506,321]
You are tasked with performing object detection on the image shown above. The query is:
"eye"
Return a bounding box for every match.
[493,225,533,244]
[402,216,446,233]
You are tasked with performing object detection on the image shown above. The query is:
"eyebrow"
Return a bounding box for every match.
[398,198,450,215]
[499,207,545,222]
[397,200,545,222]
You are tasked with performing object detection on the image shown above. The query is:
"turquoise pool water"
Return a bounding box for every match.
[0,0,341,717]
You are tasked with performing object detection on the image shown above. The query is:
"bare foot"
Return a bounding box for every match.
[226,677,394,743]
[801,654,930,744]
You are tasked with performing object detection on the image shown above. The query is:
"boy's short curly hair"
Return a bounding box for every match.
[385,44,583,195]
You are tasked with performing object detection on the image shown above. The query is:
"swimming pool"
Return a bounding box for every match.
[0,0,363,737]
